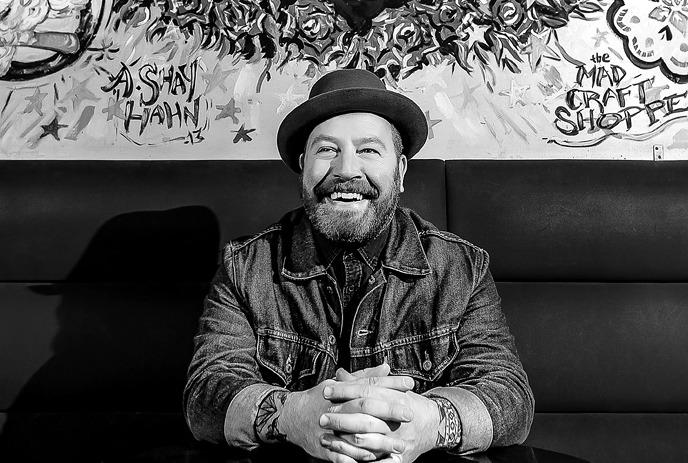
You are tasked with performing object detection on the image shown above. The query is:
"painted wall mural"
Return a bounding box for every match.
[1,0,687,159]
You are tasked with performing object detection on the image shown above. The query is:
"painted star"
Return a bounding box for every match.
[451,78,483,110]
[592,28,609,48]
[39,117,68,141]
[202,63,235,94]
[232,124,256,143]
[425,110,442,140]
[102,97,125,121]
[523,31,552,72]
[464,23,489,50]
[61,78,99,110]
[499,79,530,107]
[216,98,242,122]
[23,87,48,116]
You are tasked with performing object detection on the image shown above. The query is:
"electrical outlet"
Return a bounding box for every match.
[653,144,664,161]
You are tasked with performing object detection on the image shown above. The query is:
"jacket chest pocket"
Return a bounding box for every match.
[382,328,459,393]
[256,328,330,390]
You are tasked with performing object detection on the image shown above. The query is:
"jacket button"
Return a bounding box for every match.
[422,359,433,371]
[328,335,336,345]
[368,275,375,284]
[326,286,334,295]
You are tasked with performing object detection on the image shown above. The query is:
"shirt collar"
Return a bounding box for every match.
[313,222,390,272]
[282,208,431,280]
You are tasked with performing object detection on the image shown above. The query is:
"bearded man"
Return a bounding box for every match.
[184,69,534,463]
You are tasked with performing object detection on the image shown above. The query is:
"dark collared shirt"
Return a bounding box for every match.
[314,226,390,369]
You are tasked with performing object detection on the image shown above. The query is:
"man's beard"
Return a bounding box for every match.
[301,169,400,247]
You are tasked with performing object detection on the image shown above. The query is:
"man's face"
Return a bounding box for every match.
[300,112,407,247]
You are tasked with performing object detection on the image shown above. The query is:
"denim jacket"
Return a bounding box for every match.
[184,207,534,454]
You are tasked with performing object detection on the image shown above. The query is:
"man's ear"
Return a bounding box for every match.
[298,153,304,171]
[398,155,407,193]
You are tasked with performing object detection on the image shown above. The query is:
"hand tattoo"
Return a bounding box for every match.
[428,395,462,449]
[254,390,289,443]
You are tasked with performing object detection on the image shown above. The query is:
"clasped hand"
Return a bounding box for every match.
[320,364,438,463]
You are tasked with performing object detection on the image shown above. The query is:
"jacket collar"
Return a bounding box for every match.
[381,208,432,276]
[281,207,431,280]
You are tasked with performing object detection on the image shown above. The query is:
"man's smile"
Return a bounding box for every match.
[329,191,364,201]
[323,194,370,211]
[315,182,378,208]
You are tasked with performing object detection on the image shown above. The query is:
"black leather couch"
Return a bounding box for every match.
[1,160,686,462]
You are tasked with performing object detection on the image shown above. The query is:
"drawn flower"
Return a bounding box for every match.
[422,0,467,42]
[299,14,330,40]
[609,0,688,83]
[391,14,426,50]
[222,0,263,38]
[295,1,338,42]
[421,0,465,28]
[280,0,348,59]
[491,0,526,29]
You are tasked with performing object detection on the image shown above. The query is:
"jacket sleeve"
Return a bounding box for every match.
[424,249,534,454]
[183,244,287,449]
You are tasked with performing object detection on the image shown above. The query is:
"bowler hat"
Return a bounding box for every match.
[277,69,428,173]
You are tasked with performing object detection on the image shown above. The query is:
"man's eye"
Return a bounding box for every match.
[359,148,380,155]
[315,146,338,158]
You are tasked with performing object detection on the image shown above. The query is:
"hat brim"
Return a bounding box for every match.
[277,87,428,173]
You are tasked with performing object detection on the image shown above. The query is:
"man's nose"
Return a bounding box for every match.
[332,146,362,179]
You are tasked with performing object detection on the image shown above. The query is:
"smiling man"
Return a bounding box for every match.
[184,69,534,463]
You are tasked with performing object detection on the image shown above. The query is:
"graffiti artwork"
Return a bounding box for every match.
[0,0,687,159]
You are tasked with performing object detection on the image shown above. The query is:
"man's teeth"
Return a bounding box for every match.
[330,192,364,201]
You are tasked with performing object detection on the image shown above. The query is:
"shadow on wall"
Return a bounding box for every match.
[0,206,220,462]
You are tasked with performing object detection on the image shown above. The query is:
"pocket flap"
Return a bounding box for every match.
[256,328,324,386]
[384,328,459,381]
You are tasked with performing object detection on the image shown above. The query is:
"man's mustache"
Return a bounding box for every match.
[314,178,378,200]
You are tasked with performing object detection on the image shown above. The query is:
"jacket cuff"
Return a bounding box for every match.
[423,386,494,454]
[224,383,289,450]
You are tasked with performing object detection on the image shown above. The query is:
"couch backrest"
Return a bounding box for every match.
[445,160,688,413]
[1,160,686,417]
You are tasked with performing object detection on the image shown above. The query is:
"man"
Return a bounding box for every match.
[184,69,534,463]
